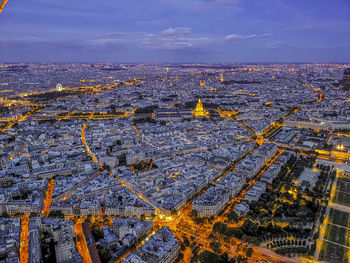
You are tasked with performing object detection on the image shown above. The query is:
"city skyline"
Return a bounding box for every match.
[1,0,350,262]
[0,0,350,62]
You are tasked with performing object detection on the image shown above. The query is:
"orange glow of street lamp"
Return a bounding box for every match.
[336,144,344,150]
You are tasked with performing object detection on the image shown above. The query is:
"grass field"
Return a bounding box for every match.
[334,178,350,206]
[337,178,350,192]
[334,191,350,206]
[326,224,347,246]
[319,241,349,263]
[319,208,350,262]
[319,176,350,262]
[329,209,350,228]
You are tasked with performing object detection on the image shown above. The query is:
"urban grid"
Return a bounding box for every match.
[0,63,349,263]
[1,0,350,263]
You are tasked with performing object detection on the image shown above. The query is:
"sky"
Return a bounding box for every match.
[0,0,349,63]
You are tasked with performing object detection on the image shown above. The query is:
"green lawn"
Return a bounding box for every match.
[338,177,350,184]
[319,242,348,263]
[330,209,350,228]
[337,179,350,193]
[326,224,347,246]
[334,191,350,206]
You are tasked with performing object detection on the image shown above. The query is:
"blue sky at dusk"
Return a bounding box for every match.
[0,0,349,62]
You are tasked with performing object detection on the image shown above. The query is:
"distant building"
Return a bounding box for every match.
[192,98,209,118]
[342,68,350,92]
[154,109,193,121]
[154,109,182,121]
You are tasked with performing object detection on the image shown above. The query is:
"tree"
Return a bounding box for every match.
[98,248,111,263]
[191,210,198,218]
[246,247,253,258]
[91,224,104,241]
[212,222,227,234]
[210,241,222,254]
[1,211,9,218]
[102,163,111,172]
[171,210,177,216]
[179,242,185,251]
[227,210,239,223]
[183,236,190,247]
[198,250,225,263]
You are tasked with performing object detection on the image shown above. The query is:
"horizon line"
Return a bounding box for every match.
[1,61,350,65]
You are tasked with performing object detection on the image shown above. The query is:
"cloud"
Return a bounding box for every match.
[282,25,314,31]
[0,28,216,52]
[0,28,272,54]
[87,32,132,47]
[264,41,297,49]
[161,27,192,35]
[224,34,257,41]
[88,38,128,47]
[224,33,271,41]
[141,27,214,50]
[86,27,214,50]
[0,27,275,62]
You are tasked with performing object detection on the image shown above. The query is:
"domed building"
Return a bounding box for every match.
[192,98,209,118]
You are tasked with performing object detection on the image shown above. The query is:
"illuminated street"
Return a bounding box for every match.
[74,221,92,263]
[41,179,55,217]
[19,216,29,263]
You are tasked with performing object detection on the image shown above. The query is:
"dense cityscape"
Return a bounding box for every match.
[0,62,349,263]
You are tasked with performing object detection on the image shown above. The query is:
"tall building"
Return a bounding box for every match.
[342,68,350,92]
[192,98,209,118]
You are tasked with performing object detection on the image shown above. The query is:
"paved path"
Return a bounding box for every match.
[328,222,350,230]
[328,201,350,214]
[323,239,350,250]
[314,173,339,260]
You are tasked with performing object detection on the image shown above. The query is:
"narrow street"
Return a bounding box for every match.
[41,179,55,217]
[74,221,92,263]
[19,216,29,263]
[81,120,99,164]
